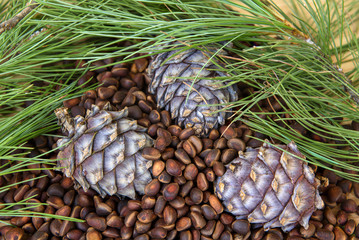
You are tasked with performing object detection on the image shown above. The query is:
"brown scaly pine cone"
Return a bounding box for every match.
[147,42,238,136]
[215,140,324,231]
[55,103,153,199]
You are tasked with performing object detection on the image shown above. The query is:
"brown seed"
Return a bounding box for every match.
[137,210,156,223]
[299,223,315,238]
[168,125,182,136]
[160,110,171,127]
[30,231,49,240]
[107,214,123,229]
[227,138,246,152]
[184,164,198,181]
[5,228,25,240]
[209,194,223,214]
[177,205,189,218]
[204,168,215,182]
[188,135,203,153]
[97,87,115,99]
[80,207,92,220]
[337,210,348,225]
[221,149,237,165]
[341,199,357,213]
[127,200,142,211]
[220,126,237,140]
[63,98,81,108]
[86,214,106,231]
[142,147,161,161]
[183,140,197,158]
[138,100,152,114]
[46,196,64,209]
[190,211,206,229]
[311,210,323,221]
[164,206,177,225]
[86,227,102,240]
[122,92,136,107]
[315,228,335,240]
[197,173,209,191]
[151,160,165,178]
[205,149,221,167]
[141,195,156,209]
[124,211,138,227]
[193,156,206,170]
[219,213,234,225]
[334,226,347,240]
[208,129,220,140]
[138,118,151,128]
[190,188,203,205]
[162,148,175,160]
[344,219,355,235]
[66,229,82,240]
[144,179,161,197]
[63,190,75,206]
[149,110,161,123]
[120,225,133,239]
[120,78,136,89]
[49,219,62,236]
[134,234,150,240]
[149,227,167,238]
[102,227,120,238]
[127,105,143,119]
[14,185,30,202]
[169,196,186,209]
[202,139,213,150]
[180,181,193,198]
[327,186,343,202]
[32,217,44,230]
[154,196,166,217]
[179,128,195,140]
[176,217,192,231]
[158,128,172,145]
[251,228,265,240]
[201,220,216,236]
[77,194,94,208]
[214,138,227,149]
[55,205,71,217]
[213,221,225,239]
[166,159,183,177]
[158,170,172,184]
[59,220,75,237]
[163,183,180,201]
[338,180,352,193]
[213,161,225,177]
[96,202,112,216]
[10,217,30,227]
[201,204,217,220]
[112,90,127,104]
[135,221,152,234]
[155,136,168,151]
[324,207,335,225]
[179,230,192,240]
[175,149,192,165]
[71,105,86,117]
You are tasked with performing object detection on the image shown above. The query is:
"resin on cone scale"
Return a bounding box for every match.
[215,141,324,231]
[147,42,238,136]
[55,103,153,199]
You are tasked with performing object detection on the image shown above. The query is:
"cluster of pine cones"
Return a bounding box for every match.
[55,42,324,233]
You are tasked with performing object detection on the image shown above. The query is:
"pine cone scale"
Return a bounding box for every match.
[215,141,323,231]
[148,43,238,136]
[56,104,153,199]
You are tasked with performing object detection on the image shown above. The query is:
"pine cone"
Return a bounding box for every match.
[215,141,324,231]
[55,104,154,199]
[147,43,238,136]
